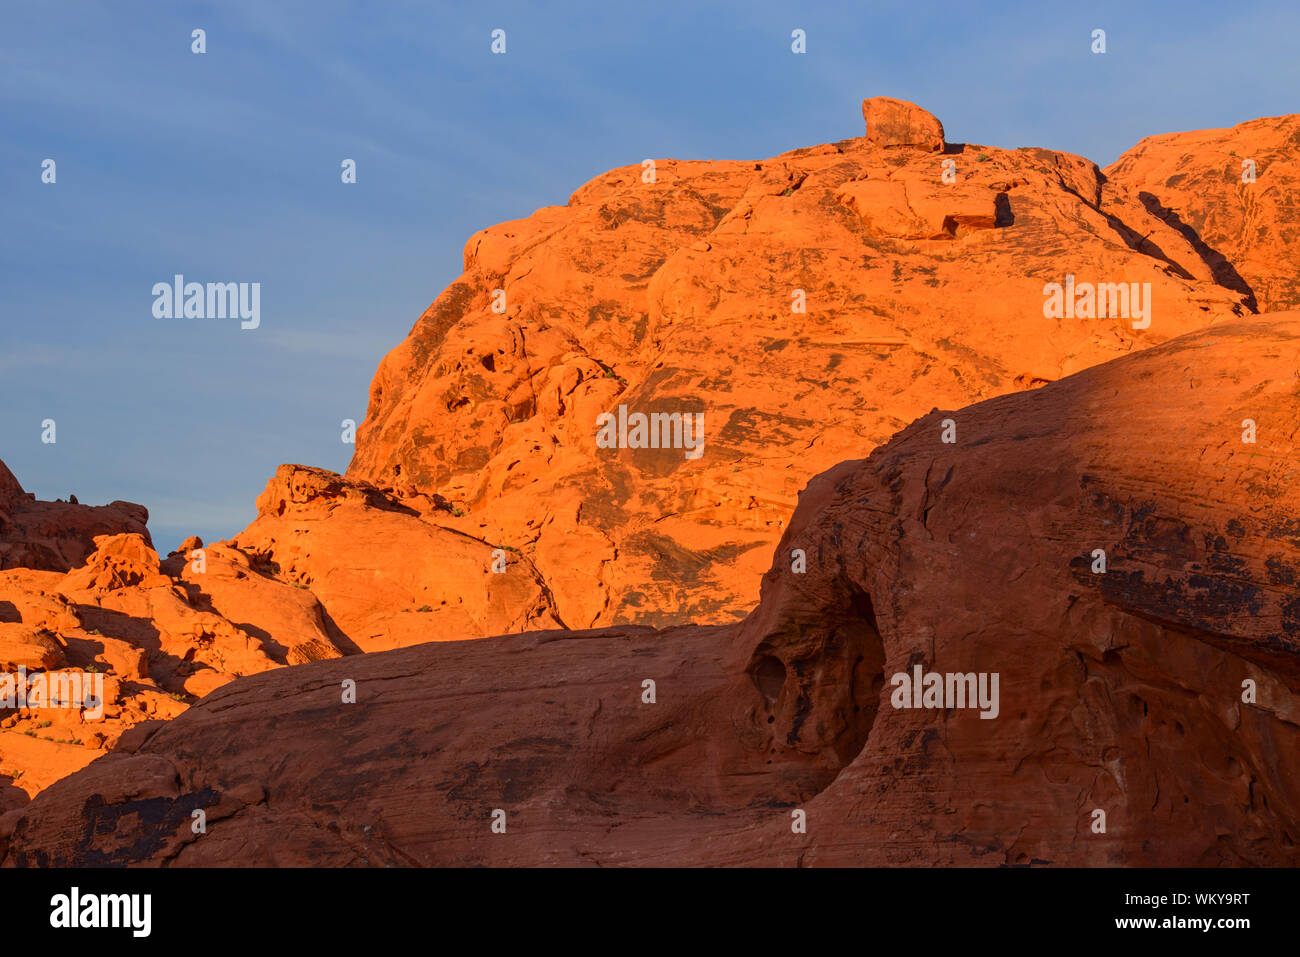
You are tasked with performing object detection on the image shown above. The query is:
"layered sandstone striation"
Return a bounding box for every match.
[8,318,1299,866]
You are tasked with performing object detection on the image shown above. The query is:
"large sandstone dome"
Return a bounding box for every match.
[332,97,1276,631]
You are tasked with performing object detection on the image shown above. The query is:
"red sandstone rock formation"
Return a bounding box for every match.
[4,104,1298,864]
[229,465,564,653]
[0,459,567,802]
[1105,113,1300,314]
[0,459,149,573]
[338,98,1254,636]
[7,318,1299,866]
[862,96,945,151]
[0,514,351,808]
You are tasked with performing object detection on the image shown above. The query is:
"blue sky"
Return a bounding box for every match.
[2,0,1297,553]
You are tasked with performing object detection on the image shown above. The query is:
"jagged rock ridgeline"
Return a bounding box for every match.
[0,513,350,811]
[8,318,1299,866]
[0,459,149,573]
[0,460,567,805]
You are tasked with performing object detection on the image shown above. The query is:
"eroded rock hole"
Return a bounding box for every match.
[752,655,787,703]
[744,583,888,794]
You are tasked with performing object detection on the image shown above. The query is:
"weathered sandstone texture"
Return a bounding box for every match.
[324,98,1263,636]
[8,319,1298,866]
[1105,112,1300,314]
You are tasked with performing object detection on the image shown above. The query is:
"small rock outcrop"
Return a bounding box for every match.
[229,464,565,652]
[0,460,150,573]
[861,95,945,151]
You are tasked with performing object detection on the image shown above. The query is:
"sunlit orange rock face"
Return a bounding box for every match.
[345,98,1253,632]
[9,319,1299,866]
[1105,113,1300,314]
[229,465,562,653]
[0,459,565,809]
[4,102,1299,865]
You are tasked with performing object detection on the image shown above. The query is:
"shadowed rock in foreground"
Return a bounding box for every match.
[7,318,1298,866]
